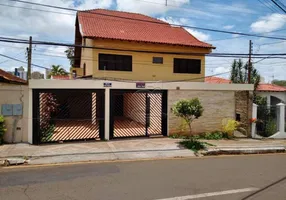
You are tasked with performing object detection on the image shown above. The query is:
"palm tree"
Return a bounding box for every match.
[50,65,68,76]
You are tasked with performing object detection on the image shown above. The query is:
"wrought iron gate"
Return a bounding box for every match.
[109,90,167,139]
[33,89,104,144]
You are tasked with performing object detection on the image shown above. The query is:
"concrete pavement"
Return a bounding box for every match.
[1,138,286,165]
[0,138,195,165]
[1,154,286,200]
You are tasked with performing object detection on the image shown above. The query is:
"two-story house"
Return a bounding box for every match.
[24,9,253,145]
[72,9,215,81]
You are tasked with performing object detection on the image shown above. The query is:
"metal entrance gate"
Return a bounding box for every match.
[110,90,167,139]
[33,89,104,144]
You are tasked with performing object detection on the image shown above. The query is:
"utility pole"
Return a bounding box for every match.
[248,40,253,84]
[27,36,32,80]
[165,0,167,6]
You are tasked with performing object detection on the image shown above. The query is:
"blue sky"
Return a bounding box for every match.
[0,0,285,82]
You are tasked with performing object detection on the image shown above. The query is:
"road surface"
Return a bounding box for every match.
[1,154,286,200]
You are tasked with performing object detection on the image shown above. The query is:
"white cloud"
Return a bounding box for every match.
[159,17,210,41]
[77,0,113,10]
[223,25,234,30]
[250,13,286,33]
[116,0,188,15]
[184,28,210,41]
[207,3,256,14]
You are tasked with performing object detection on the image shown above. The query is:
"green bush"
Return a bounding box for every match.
[0,115,7,145]
[179,138,213,152]
[202,131,224,140]
[265,119,277,137]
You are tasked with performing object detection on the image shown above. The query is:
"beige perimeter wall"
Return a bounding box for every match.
[168,90,236,134]
[0,84,29,143]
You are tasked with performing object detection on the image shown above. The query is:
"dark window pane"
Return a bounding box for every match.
[173,58,201,74]
[153,57,163,64]
[99,54,132,71]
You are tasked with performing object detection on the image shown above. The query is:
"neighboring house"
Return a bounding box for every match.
[72,9,215,81]
[0,68,27,84]
[0,69,28,143]
[256,84,286,106]
[31,71,44,79]
[205,77,231,84]
[205,76,286,106]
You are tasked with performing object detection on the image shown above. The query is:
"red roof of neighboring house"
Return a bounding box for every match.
[0,69,27,84]
[205,76,231,84]
[257,84,286,92]
[77,9,214,49]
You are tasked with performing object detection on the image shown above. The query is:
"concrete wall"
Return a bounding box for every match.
[168,90,236,135]
[80,38,94,76]
[27,80,253,143]
[81,38,211,81]
[0,84,29,143]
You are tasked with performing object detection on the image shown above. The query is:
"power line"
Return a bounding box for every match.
[0,53,49,69]
[0,3,74,15]
[1,36,286,57]
[208,28,286,42]
[270,0,286,13]
[276,0,286,9]
[4,0,286,41]
[258,0,281,13]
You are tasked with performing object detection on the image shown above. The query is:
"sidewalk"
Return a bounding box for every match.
[0,138,195,165]
[1,138,286,166]
[202,139,286,155]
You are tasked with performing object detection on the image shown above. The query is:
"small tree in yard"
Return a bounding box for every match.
[172,98,203,135]
[0,115,7,145]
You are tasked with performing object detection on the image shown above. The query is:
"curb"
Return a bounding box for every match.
[202,147,286,156]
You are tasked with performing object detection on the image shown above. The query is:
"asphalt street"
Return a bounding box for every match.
[1,154,286,200]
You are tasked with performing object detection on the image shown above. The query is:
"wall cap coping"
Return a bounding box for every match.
[29,80,254,91]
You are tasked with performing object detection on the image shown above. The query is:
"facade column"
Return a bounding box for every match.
[277,103,285,134]
[104,88,110,140]
[267,95,271,107]
[251,103,258,138]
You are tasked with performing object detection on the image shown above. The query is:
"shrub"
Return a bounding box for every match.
[202,131,223,140]
[265,119,277,137]
[179,138,210,152]
[222,118,239,138]
[172,98,203,135]
[0,115,7,145]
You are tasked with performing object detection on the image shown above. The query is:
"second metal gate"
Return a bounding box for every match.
[109,90,167,139]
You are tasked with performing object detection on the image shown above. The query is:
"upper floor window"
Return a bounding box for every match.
[173,58,201,74]
[99,53,132,71]
[153,57,163,64]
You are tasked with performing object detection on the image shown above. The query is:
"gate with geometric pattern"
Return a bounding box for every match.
[32,89,105,144]
[109,89,167,139]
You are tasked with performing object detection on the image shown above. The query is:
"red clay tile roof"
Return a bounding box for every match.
[77,9,214,49]
[0,68,27,84]
[257,84,286,92]
[205,76,231,84]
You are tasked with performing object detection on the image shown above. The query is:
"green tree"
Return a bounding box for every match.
[0,115,7,145]
[49,65,68,76]
[230,59,261,90]
[172,98,203,135]
[272,80,286,87]
[65,47,74,67]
